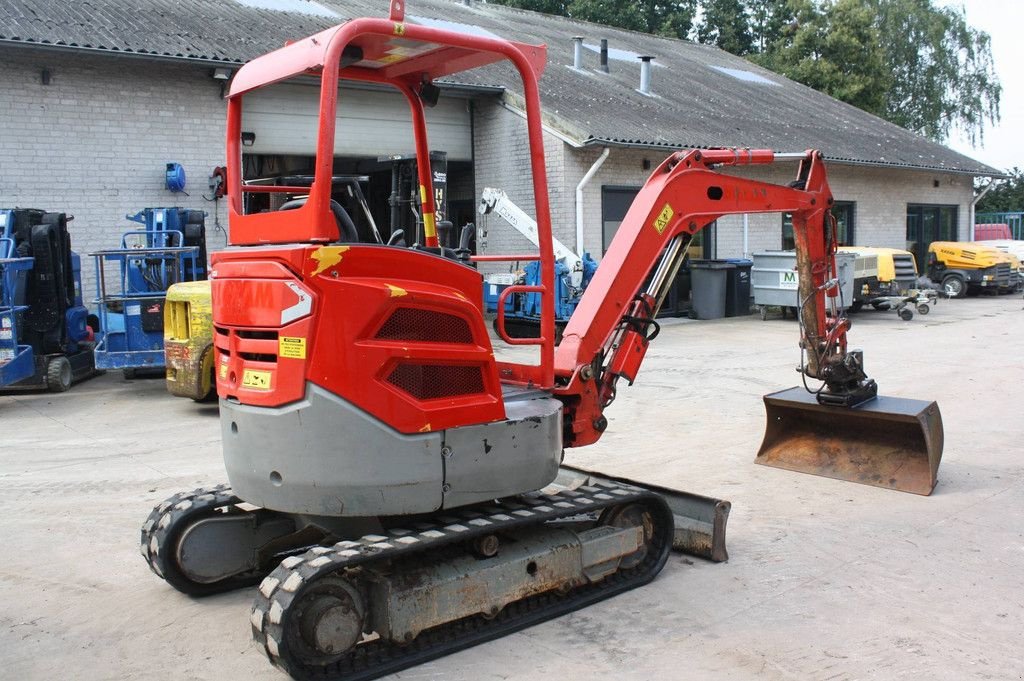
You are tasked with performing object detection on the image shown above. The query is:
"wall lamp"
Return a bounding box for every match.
[241,132,256,147]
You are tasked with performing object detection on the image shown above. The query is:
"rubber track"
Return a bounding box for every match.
[140,484,266,596]
[251,482,674,681]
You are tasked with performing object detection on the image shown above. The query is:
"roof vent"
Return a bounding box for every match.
[638,56,654,95]
[572,36,584,70]
[599,39,609,73]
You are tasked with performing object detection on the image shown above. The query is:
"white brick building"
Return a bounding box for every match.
[0,0,999,293]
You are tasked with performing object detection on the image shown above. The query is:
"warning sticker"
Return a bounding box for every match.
[0,329,11,340]
[279,336,307,360]
[126,304,141,316]
[242,369,271,390]
[219,362,228,379]
[653,203,674,234]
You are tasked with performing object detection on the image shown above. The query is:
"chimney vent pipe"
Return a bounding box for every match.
[639,56,654,94]
[572,36,584,69]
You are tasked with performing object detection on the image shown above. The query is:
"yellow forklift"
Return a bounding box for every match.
[163,280,214,400]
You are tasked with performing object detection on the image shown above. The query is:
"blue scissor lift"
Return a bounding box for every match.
[91,208,206,374]
[0,236,35,387]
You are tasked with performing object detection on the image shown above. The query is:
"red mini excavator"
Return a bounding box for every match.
[141,4,942,679]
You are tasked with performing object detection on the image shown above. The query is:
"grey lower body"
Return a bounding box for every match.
[220,382,564,517]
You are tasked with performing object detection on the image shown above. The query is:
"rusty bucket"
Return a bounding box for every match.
[756,387,943,495]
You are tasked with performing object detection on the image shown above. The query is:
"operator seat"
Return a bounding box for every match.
[279,197,360,243]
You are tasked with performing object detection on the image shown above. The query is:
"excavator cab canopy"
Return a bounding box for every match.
[223,0,559,388]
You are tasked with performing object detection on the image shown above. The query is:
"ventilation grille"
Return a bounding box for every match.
[892,255,917,281]
[376,308,473,343]
[387,364,485,400]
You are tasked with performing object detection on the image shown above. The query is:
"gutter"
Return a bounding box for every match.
[580,138,1009,179]
[0,37,246,68]
[575,147,610,258]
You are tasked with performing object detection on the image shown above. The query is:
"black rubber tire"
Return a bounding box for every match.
[942,274,967,298]
[849,300,864,312]
[917,304,930,315]
[46,356,72,392]
[898,308,914,321]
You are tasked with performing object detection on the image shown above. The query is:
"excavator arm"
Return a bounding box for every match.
[552,149,874,447]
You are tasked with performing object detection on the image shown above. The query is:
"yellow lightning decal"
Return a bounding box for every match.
[393,22,406,35]
[653,203,674,235]
[419,423,432,432]
[385,284,408,297]
[310,245,350,277]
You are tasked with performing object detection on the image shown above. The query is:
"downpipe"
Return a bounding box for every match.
[575,147,610,258]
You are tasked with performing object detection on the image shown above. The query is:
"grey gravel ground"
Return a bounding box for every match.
[1,293,1021,680]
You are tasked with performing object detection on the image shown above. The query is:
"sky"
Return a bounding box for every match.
[941,0,1023,173]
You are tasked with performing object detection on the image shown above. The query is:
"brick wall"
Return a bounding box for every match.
[0,49,976,290]
[0,48,229,290]
[472,101,569,274]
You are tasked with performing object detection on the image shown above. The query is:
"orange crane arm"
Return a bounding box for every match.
[552,149,874,447]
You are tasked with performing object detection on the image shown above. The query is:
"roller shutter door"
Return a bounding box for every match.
[241,83,471,160]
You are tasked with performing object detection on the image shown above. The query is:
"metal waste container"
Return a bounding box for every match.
[752,250,856,320]
[690,260,733,320]
[722,258,753,316]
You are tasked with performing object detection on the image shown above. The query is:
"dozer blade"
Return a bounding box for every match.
[554,464,730,562]
[756,387,943,495]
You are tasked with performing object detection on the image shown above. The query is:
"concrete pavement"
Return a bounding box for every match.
[1,293,1021,680]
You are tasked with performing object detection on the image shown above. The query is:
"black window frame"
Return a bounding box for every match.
[782,200,855,249]
[601,185,714,258]
[906,203,959,269]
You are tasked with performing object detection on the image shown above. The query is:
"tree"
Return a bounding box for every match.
[755,0,889,116]
[486,0,570,15]
[976,169,1024,214]
[874,0,1000,144]
[567,0,697,39]
[746,0,999,143]
[486,0,697,39]
[698,0,754,54]
[747,0,793,53]
[566,0,646,33]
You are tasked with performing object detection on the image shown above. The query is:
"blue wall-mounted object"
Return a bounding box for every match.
[165,163,186,192]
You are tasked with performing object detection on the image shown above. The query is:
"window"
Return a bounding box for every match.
[906,204,958,270]
[782,201,855,249]
[602,186,714,258]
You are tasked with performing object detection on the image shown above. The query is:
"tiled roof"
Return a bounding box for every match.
[0,0,1001,175]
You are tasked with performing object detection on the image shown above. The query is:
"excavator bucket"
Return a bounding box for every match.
[756,387,943,495]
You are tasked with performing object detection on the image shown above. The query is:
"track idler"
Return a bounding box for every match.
[756,387,943,495]
[141,485,314,595]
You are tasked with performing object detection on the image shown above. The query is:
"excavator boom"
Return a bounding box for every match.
[546,148,942,494]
